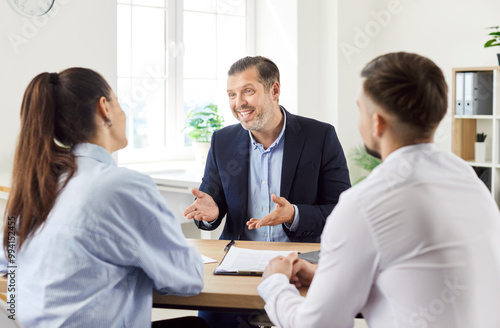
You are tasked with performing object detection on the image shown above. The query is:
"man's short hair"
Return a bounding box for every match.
[228,56,280,90]
[361,52,448,137]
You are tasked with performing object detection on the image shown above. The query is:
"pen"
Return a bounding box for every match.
[224,239,235,252]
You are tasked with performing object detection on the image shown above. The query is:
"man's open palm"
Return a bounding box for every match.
[183,188,219,222]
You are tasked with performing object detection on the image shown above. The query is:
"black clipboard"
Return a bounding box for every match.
[298,250,320,264]
[214,244,296,276]
[213,246,264,276]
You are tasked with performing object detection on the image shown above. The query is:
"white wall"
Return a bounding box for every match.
[297,0,340,127]
[255,0,298,113]
[2,0,500,191]
[0,0,117,207]
[338,0,500,181]
[295,0,500,182]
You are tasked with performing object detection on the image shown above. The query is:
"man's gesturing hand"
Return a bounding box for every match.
[183,188,219,223]
[247,194,295,230]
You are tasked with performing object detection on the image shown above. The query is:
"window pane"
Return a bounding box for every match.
[118,77,166,149]
[130,78,166,149]
[217,78,238,126]
[132,6,165,77]
[117,78,133,145]
[117,5,132,77]
[217,0,245,16]
[217,15,246,78]
[184,0,216,13]
[184,79,217,113]
[183,12,216,79]
[132,0,165,7]
[116,0,252,163]
[184,79,217,145]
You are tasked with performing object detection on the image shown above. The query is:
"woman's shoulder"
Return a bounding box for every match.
[100,165,157,195]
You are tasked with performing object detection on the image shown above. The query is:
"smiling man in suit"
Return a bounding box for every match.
[184,56,350,244]
[183,55,350,328]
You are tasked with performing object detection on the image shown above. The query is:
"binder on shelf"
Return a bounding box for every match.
[464,72,473,115]
[463,72,493,115]
[475,72,494,115]
[455,72,464,115]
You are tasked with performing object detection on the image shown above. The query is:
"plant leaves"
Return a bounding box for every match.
[484,39,500,47]
[184,103,224,142]
[349,145,382,172]
[476,132,487,142]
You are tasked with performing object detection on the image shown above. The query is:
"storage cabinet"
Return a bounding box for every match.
[452,67,500,207]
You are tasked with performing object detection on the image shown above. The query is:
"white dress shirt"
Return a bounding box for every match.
[0,143,204,328]
[258,144,500,328]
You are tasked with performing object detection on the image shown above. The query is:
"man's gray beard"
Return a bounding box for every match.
[240,106,272,132]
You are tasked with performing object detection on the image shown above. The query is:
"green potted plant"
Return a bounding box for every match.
[184,103,224,164]
[349,145,382,184]
[484,26,500,65]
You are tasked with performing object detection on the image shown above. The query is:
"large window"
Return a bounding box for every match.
[117,0,254,163]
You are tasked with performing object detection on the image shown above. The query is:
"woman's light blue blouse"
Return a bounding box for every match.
[0,143,203,327]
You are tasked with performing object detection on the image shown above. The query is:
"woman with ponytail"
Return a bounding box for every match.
[1,68,208,328]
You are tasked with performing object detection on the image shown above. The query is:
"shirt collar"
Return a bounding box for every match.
[249,106,287,151]
[72,143,116,166]
[383,143,435,164]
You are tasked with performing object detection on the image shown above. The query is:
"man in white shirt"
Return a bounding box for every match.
[257,52,500,328]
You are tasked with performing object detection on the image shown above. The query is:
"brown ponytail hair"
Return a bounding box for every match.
[3,68,112,253]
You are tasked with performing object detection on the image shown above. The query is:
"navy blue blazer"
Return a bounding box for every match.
[195,108,351,242]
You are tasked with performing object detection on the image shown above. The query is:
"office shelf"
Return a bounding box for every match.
[454,115,493,120]
[465,161,494,168]
[452,67,500,207]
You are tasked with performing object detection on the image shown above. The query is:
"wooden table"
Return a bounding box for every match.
[153,239,320,312]
[0,239,321,312]
[0,275,6,302]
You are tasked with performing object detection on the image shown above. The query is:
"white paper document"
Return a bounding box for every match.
[201,254,217,264]
[214,246,295,275]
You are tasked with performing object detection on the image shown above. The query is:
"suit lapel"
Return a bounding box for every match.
[280,110,305,199]
[226,127,250,224]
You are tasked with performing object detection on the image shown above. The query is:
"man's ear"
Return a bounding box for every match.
[372,112,387,138]
[271,82,280,101]
[96,96,111,121]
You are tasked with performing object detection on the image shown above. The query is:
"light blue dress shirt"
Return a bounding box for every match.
[242,108,300,242]
[0,143,203,328]
[201,108,300,240]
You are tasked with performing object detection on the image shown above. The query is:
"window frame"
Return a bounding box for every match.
[117,0,255,165]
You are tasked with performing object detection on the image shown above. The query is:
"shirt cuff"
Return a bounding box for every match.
[259,273,303,328]
[258,273,293,301]
[201,219,214,228]
[284,205,300,232]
